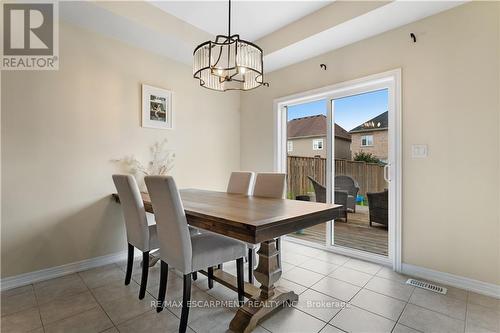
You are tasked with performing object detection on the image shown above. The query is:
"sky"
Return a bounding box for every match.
[287,89,388,131]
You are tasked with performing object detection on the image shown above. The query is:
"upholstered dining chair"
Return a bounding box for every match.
[112,174,159,300]
[227,171,254,195]
[145,175,247,333]
[247,172,286,283]
[206,171,254,289]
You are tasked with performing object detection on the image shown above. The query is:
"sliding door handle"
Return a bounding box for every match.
[384,164,391,182]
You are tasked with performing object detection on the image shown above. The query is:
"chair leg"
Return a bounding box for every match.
[208,266,214,289]
[139,251,149,299]
[276,237,281,267]
[247,248,254,284]
[217,263,223,269]
[180,274,192,333]
[192,272,198,281]
[236,258,244,306]
[125,243,134,285]
[156,260,168,313]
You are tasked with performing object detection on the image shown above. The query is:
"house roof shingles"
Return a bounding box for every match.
[287,115,351,141]
[349,111,388,133]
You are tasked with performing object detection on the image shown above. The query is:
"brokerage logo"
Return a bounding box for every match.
[2,2,59,70]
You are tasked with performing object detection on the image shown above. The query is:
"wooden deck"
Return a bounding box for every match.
[287,205,388,256]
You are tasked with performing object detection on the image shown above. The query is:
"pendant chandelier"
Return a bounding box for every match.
[193,0,267,91]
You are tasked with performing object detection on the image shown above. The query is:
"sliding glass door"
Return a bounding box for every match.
[331,90,389,257]
[285,99,329,246]
[278,71,400,265]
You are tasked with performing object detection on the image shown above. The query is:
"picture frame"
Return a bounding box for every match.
[141,84,173,129]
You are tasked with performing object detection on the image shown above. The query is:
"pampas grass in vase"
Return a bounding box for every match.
[113,139,175,192]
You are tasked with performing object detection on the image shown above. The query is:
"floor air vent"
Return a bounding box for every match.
[406,279,447,294]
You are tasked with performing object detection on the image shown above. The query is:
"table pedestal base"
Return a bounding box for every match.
[229,287,298,333]
[229,239,298,333]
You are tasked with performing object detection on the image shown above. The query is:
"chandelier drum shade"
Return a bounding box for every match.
[193,0,267,91]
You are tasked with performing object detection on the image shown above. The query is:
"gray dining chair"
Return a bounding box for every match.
[145,175,247,333]
[248,172,286,283]
[227,171,254,195]
[206,171,254,288]
[112,174,159,300]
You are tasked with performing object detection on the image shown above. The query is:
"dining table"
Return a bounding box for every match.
[113,188,343,333]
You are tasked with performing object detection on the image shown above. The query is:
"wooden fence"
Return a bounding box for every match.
[286,156,387,199]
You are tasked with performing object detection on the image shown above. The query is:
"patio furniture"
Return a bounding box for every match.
[367,190,388,228]
[307,176,347,221]
[334,175,360,212]
[334,190,348,222]
[308,176,326,203]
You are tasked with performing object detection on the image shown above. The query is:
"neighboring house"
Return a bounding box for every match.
[287,115,351,159]
[349,111,388,161]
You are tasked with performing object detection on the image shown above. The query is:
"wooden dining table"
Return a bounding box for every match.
[113,188,342,333]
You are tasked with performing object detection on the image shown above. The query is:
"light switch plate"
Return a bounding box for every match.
[412,144,428,158]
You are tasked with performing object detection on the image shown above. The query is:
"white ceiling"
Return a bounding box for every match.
[265,1,467,71]
[149,1,332,41]
[61,1,468,73]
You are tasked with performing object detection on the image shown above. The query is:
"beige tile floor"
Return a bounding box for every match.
[2,240,499,333]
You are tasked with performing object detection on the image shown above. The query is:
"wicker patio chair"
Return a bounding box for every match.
[367,190,388,228]
[334,175,360,212]
[307,176,347,221]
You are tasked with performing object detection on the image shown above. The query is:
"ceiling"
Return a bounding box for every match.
[265,0,466,71]
[61,1,467,73]
[149,1,332,42]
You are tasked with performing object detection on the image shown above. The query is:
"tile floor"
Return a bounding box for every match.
[2,240,499,333]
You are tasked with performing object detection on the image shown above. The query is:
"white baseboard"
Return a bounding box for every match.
[2,248,499,299]
[0,250,133,292]
[402,263,500,299]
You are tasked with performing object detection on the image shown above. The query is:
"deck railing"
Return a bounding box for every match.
[286,156,387,198]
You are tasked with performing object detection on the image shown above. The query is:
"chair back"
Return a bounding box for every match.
[307,176,326,203]
[253,173,286,199]
[112,174,151,251]
[144,176,192,274]
[227,171,254,195]
[334,190,348,207]
[367,191,389,226]
[334,175,359,196]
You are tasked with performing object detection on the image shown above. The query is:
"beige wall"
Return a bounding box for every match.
[1,22,240,278]
[351,130,388,161]
[241,2,500,285]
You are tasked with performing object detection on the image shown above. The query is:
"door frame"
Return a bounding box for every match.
[273,69,402,271]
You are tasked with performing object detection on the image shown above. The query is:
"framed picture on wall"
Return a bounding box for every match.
[142,84,173,129]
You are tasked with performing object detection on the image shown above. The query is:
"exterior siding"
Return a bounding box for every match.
[288,136,351,159]
[350,130,388,160]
